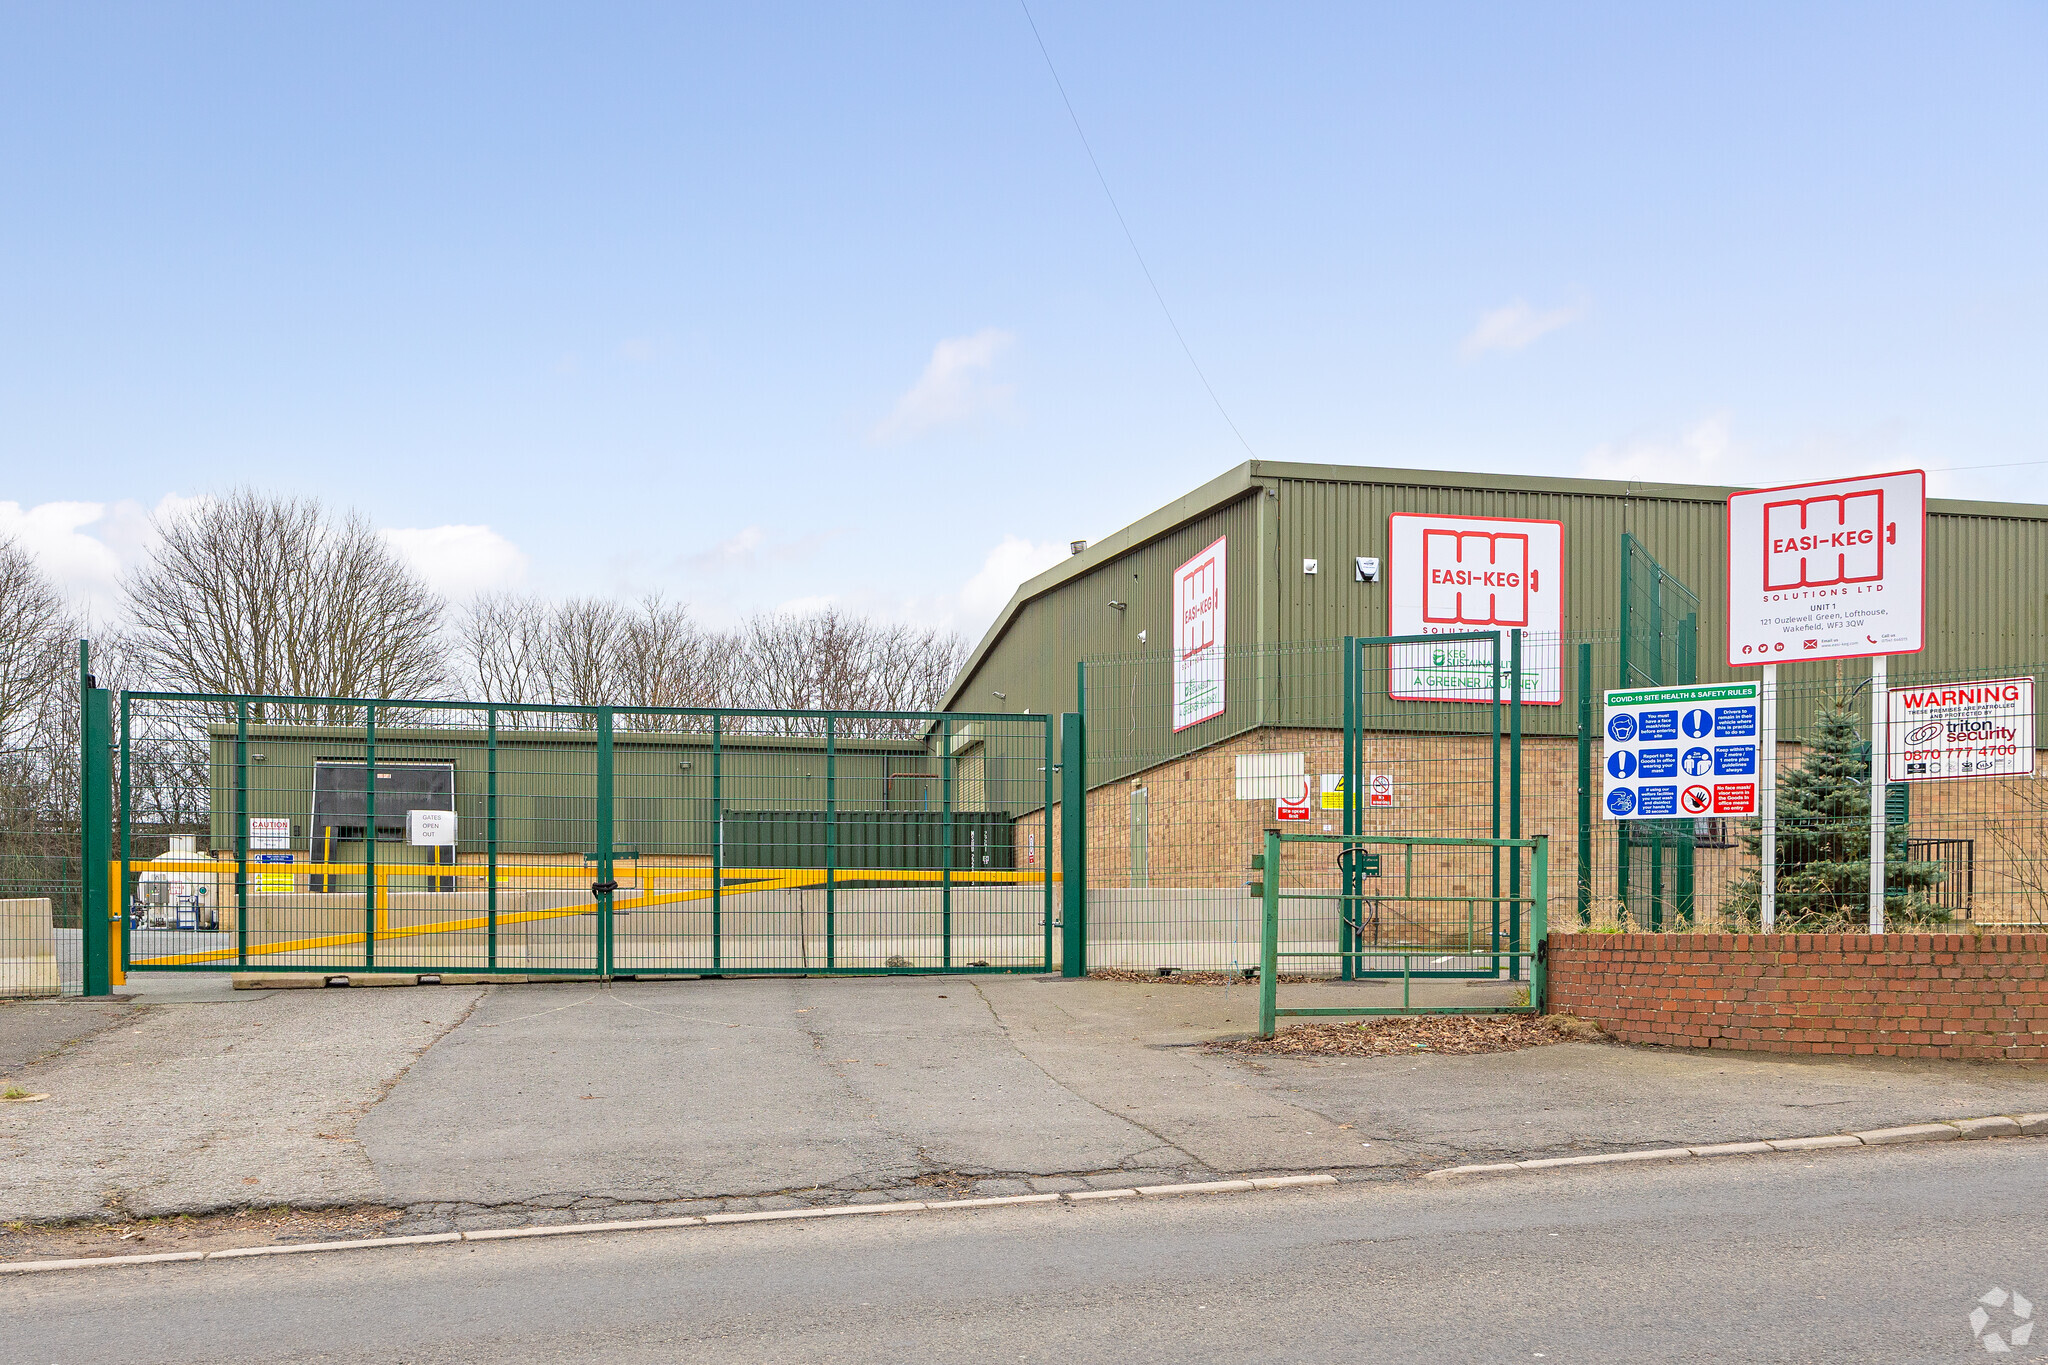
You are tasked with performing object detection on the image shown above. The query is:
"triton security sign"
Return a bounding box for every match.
[1603,682,1761,821]
[1886,677,2036,782]
[1388,514,1563,704]
[1726,470,1925,667]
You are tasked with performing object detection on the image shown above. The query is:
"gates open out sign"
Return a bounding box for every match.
[1173,536,1227,732]
[1726,471,1924,666]
[1388,514,1562,704]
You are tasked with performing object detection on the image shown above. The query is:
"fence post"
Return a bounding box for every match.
[1340,637,1357,982]
[1576,640,1592,927]
[1059,711,1086,978]
[363,704,377,970]
[78,644,112,997]
[234,697,249,967]
[1042,715,1057,971]
[596,706,614,977]
[1258,830,1279,1038]
[1530,835,1549,1013]
[1509,631,1522,980]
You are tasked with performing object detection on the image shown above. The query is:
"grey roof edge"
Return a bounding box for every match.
[943,457,2048,709]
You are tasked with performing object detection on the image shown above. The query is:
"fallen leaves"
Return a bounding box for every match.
[1206,1014,1593,1058]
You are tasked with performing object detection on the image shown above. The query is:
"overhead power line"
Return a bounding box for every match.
[1017,0,1258,460]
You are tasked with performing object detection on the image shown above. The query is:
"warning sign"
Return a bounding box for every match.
[1369,773,1394,807]
[1320,775,1344,810]
[1604,681,1761,822]
[1275,775,1314,822]
[1886,676,2036,782]
[1725,470,1925,667]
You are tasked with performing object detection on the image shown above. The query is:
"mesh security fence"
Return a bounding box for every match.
[1,741,78,997]
[112,694,1055,981]
[1078,634,2048,972]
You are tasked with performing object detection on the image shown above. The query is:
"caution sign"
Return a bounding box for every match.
[1320,775,1344,810]
[1886,677,2035,782]
[1604,681,1760,821]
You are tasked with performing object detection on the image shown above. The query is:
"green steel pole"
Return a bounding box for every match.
[1059,712,1086,978]
[487,708,498,970]
[1340,637,1357,982]
[1042,715,1056,971]
[1531,835,1549,1012]
[1616,539,1631,925]
[1577,641,1593,927]
[364,704,377,972]
[117,691,131,981]
[235,697,249,968]
[596,707,614,977]
[825,716,837,971]
[1258,830,1279,1038]
[711,716,722,973]
[1509,631,1522,980]
[941,718,953,970]
[78,643,112,997]
[1490,635,1502,977]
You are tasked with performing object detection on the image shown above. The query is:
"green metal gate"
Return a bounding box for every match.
[104,691,1056,981]
[1341,632,1522,979]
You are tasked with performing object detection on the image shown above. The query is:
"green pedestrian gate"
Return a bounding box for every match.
[1256,831,1549,1036]
[1340,632,1526,980]
[97,689,1058,982]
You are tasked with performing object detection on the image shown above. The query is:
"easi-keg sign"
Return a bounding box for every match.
[1387,513,1563,704]
[1173,535,1228,733]
[1603,681,1761,821]
[1886,677,2036,782]
[1726,470,1925,667]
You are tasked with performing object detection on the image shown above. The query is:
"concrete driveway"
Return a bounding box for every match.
[8,973,2048,1224]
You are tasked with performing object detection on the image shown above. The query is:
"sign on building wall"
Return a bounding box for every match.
[1387,514,1563,704]
[1173,535,1227,732]
[1725,470,1925,666]
[248,817,291,851]
[1603,681,1760,820]
[408,809,458,846]
[1275,774,1313,822]
[1887,677,2036,782]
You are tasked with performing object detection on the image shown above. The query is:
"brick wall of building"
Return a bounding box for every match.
[1546,932,2048,1060]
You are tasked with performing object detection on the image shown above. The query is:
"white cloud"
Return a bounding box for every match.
[0,494,202,620]
[683,525,838,573]
[380,525,529,600]
[1582,415,1737,484]
[869,328,1015,444]
[957,535,1068,621]
[1460,299,1585,359]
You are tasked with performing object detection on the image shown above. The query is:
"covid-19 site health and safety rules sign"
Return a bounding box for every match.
[1602,681,1762,821]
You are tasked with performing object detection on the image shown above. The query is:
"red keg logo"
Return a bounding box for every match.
[1421,530,1533,627]
[1763,490,1893,591]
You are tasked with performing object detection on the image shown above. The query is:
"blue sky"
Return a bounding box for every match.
[3,3,2043,637]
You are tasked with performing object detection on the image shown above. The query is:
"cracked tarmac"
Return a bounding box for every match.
[8,974,2048,1227]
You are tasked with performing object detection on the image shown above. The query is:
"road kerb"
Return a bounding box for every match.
[1766,1135,1863,1152]
[921,1194,1062,1211]
[462,1217,706,1242]
[206,1233,462,1260]
[1689,1141,1772,1157]
[704,1202,929,1224]
[1424,1163,1522,1180]
[2017,1114,2048,1136]
[0,1251,205,1275]
[1519,1148,1692,1171]
[1951,1116,2022,1139]
[1136,1180,1257,1197]
[1854,1124,1960,1146]
[1065,1189,1139,1202]
[1251,1175,1339,1189]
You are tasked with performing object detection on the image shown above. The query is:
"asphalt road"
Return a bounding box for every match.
[12,1140,2046,1363]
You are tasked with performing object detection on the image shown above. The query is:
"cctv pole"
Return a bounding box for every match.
[1869,655,1888,934]
[1759,664,1777,931]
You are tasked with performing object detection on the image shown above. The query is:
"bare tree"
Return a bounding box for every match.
[730,608,968,734]
[120,490,448,718]
[458,593,728,730]
[0,536,78,748]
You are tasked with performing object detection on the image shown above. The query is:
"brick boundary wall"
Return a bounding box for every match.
[1545,933,2048,1061]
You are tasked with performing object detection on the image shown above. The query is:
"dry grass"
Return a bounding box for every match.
[0,1205,404,1263]
[1206,1013,1599,1058]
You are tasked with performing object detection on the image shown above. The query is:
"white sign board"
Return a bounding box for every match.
[1275,774,1313,822]
[407,809,457,847]
[248,817,291,850]
[1173,535,1227,732]
[1388,514,1562,704]
[1887,677,2036,782]
[1726,470,1925,667]
[1369,773,1394,807]
[1234,752,1304,800]
[1603,682,1760,821]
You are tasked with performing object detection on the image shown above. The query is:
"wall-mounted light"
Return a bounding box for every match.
[1108,600,1127,611]
[1302,559,1318,575]
[1137,629,1148,644]
[678,760,693,771]
[1070,540,1088,555]
[1355,557,1380,583]
[992,691,1006,700]
[250,753,266,762]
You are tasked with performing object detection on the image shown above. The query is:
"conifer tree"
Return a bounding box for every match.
[1726,696,1947,928]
